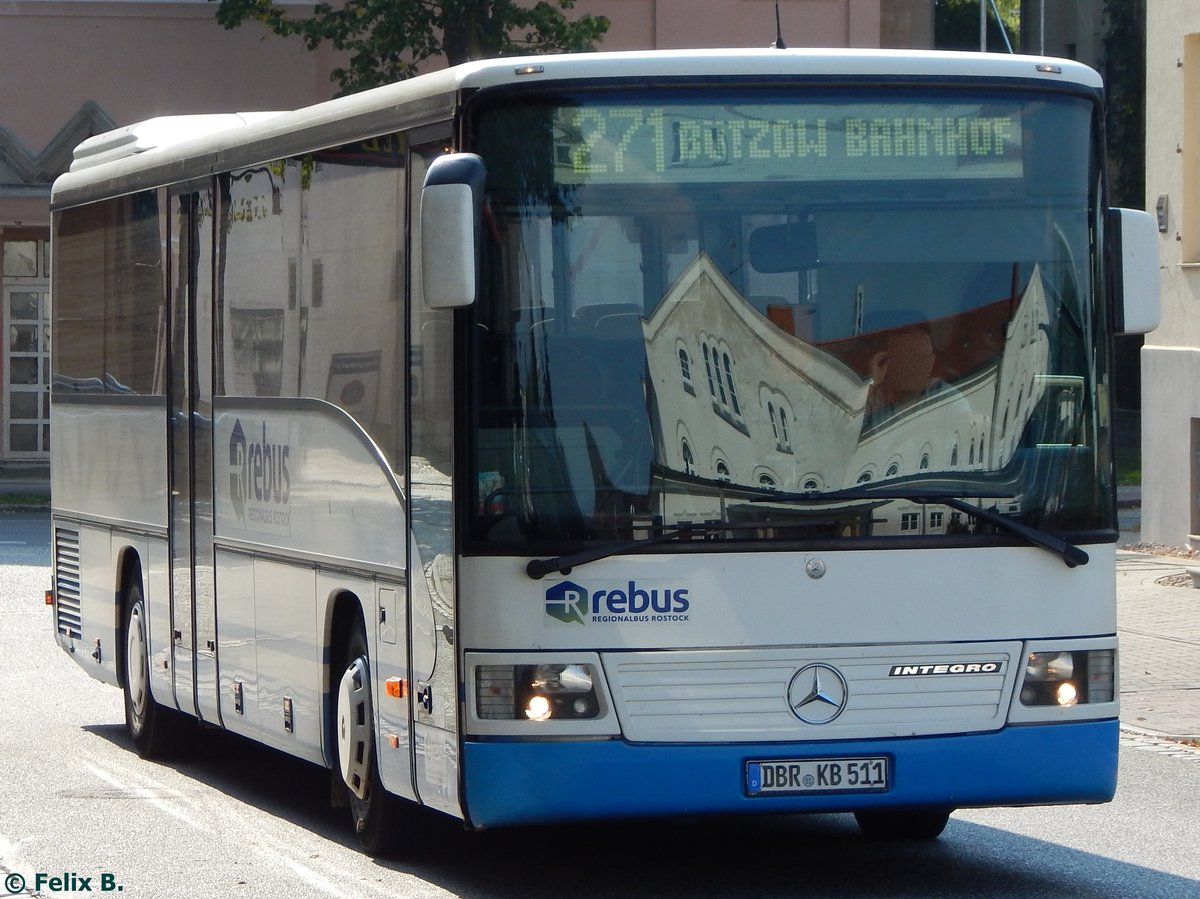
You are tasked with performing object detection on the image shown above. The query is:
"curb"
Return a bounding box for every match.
[1121,726,1200,750]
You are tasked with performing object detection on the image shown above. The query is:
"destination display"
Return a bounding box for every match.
[552,102,1023,184]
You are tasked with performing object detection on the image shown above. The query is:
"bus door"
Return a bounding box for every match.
[166,184,220,724]
[406,138,461,817]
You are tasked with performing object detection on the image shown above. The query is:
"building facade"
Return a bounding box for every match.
[0,0,935,479]
[1142,2,1200,545]
[0,0,348,476]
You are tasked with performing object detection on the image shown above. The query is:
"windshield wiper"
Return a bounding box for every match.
[526,520,736,580]
[527,489,1087,578]
[753,488,1088,569]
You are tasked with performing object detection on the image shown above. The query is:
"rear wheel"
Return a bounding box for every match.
[122,581,178,758]
[854,808,951,840]
[336,622,400,854]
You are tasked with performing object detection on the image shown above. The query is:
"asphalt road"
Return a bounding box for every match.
[2,511,1199,898]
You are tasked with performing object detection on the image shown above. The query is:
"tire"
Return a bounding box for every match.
[122,581,178,759]
[854,808,951,840]
[335,622,400,854]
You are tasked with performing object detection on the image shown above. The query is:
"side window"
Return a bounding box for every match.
[218,161,296,399]
[216,135,407,469]
[53,192,166,396]
[304,139,406,468]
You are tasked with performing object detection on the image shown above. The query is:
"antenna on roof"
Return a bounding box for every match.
[772,1,788,49]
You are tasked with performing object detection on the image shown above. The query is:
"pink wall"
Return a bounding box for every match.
[1,1,342,154]
[0,0,930,228]
[590,0,884,51]
[1,0,929,157]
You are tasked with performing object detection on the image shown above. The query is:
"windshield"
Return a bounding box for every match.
[465,86,1109,550]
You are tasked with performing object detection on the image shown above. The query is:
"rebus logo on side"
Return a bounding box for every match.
[229,418,292,523]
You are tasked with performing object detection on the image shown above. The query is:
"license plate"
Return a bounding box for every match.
[745,756,889,796]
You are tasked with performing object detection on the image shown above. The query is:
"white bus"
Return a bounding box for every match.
[49,49,1159,849]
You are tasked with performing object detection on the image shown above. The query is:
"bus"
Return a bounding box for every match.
[48,48,1159,850]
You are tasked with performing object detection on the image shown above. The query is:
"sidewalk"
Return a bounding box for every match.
[1116,487,1200,741]
[0,462,48,500]
[1117,552,1200,740]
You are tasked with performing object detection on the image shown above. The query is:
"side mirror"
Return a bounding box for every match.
[1108,207,1161,335]
[420,153,487,309]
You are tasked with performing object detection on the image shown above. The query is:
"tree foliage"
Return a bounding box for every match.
[934,0,1020,52]
[212,0,610,94]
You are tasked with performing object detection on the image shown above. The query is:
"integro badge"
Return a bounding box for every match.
[545,579,691,625]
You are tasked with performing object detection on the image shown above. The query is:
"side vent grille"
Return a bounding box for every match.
[54,528,82,639]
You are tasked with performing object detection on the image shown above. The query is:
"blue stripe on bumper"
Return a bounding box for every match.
[463,719,1117,828]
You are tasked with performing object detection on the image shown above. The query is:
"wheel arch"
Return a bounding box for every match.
[113,546,145,691]
[323,588,369,769]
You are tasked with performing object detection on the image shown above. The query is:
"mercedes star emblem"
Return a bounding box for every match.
[787,663,849,725]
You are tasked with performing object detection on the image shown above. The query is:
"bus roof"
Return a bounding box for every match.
[51,48,1102,209]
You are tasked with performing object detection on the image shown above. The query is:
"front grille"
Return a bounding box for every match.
[603,642,1021,743]
[54,528,82,639]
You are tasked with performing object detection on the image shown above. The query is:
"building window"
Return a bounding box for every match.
[930,511,944,529]
[679,347,694,395]
[758,473,777,491]
[703,344,716,397]
[3,241,41,278]
[681,438,695,476]
[901,512,920,531]
[5,235,51,459]
[722,353,741,415]
[766,394,792,452]
[715,459,731,482]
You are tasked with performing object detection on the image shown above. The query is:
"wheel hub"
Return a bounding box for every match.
[125,607,148,722]
[336,656,373,800]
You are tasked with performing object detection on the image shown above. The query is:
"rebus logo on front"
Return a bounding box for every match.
[544,579,691,625]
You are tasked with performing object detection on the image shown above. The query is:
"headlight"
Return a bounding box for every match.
[477,663,601,720]
[1019,649,1113,706]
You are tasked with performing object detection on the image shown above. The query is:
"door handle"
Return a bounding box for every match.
[416,682,433,714]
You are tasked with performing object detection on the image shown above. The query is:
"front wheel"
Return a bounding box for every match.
[335,623,401,854]
[122,582,179,758]
[854,808,951,840]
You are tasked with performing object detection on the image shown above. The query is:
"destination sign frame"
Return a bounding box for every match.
[551,101,1024,184]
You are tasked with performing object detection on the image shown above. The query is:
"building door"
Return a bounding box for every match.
[2,239,50,459]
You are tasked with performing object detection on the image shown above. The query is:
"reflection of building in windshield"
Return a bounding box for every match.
[644,253,868,494]
[642,255,1059,533]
